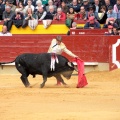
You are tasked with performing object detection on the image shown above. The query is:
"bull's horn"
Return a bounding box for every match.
[67,62,72,67]
[74,66,78,72]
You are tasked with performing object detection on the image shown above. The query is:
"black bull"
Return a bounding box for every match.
[0,53,78,88]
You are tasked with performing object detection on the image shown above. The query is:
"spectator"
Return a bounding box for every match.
[86,4,98,20]
[104,25,113,35]
[94,0,102,13]
[112,25,118,35]
[35,0,45,12]
[110,0,116,6]
[117,27,120,35]
[71,21,77,29]
[46,0,57,12]
[114,0,120,27]
[12,11,24,28]
[0,0,5,20]
[107,6,117,20]
[77,6,87,20]
[22,7,38,29]
[103,17,118,28]
[24,0,35,14]
[104,0,113,11]
[69,0,80,13]
[35,6,47,22]
[2,5,14,31]
[67,7,76,21]
[15,2,25,15]
[82,0,90,12]
[8,0,16,12]
[0,25,12,36]
[43,5,56,28]
[97,5,107,24]
[61,1,68,14]
[53,0,61,7]
[54,7,66,21]
[84,16,101,29]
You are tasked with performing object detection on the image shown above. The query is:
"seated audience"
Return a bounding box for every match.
[54,7,66,21]
[67,7,76,21]
[12,11,24,28]
[77,6,87,20]
[86,4,98,20]
[117,27,120,35]
[84,16,101,29]
[69,0,80,13]
[97,5,107,24]
[15,2,25,15]
[22,7,38,30]
[103,17,118,28]
[53,0,61,7]
[8,0,16,12]
[43,5,56,28]
[104,25,113,35]
[46,0,57,12]
[0,25,12,36]
[114,0,120,27]
[2,5,14,31]
[61,1,68,14]
[35,0,45,12]
[24,0,35,14]
[82,0,90,12]
[35,6,47,22]
[104,0,113,11]
[0,0,5,20]
[112,25,118,35]
[107,6,117,20]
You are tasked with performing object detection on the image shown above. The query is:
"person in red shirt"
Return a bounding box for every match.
[54,7,66,21]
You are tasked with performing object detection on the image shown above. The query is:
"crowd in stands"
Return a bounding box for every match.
[1,0,120,35]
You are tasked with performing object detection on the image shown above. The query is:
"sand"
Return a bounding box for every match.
[0,69,120,120]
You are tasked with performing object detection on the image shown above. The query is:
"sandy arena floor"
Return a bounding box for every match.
[0,69,120,120]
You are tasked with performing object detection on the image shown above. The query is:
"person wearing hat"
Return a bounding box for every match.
[84,16,101,29]
[104,25,114,35]
[8,0,16,12]
[48,36,79,85]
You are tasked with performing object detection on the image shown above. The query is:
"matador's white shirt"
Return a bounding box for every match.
[48,39,77,58]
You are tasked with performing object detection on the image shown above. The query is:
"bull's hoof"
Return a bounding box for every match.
[40,84,44,88]
[63,83,67,85]
[25,84,30,88]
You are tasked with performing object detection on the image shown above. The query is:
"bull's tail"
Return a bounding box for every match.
[0,60,15,65]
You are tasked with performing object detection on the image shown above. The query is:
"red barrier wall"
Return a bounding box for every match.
[0,35,109,62]
[1,34,120,70]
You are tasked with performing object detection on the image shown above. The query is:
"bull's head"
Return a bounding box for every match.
[61,62,78,80]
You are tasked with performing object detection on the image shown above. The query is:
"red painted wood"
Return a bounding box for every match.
[0,35,109,63]
[70,29,108,35]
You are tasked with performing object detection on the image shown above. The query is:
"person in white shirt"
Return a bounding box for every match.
[48,35,78,85]
[0,25,12,36]
[48,36,78,57]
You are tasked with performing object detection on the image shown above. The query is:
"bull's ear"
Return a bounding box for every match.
[67,62,73,67]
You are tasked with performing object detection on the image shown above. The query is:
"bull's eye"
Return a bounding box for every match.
[18,64,21,67]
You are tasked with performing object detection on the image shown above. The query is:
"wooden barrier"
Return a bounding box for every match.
[70,29,108,35]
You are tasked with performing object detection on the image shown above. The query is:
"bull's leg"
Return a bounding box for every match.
[16,64,30,87]
[20,75,30,87]
[54,74,67,85]
[41,75,47,88]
